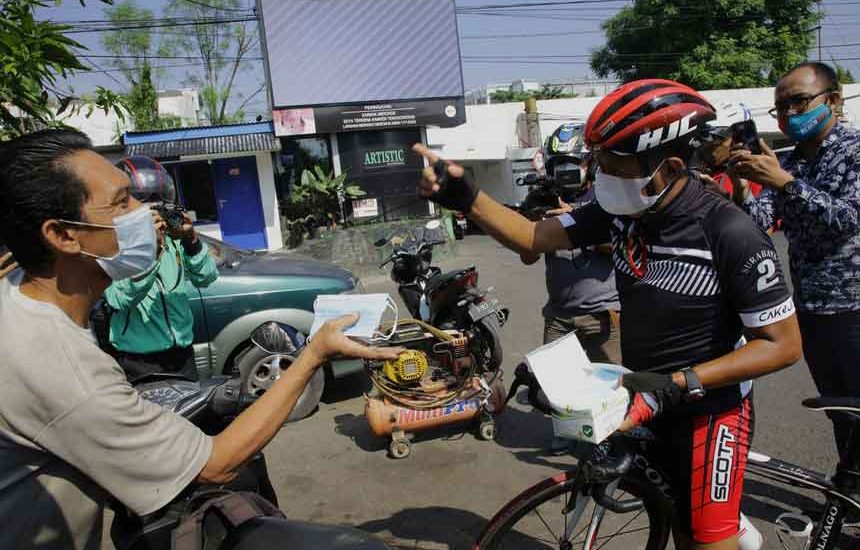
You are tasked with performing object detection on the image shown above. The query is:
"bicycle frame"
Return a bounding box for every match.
[746,450,860,550]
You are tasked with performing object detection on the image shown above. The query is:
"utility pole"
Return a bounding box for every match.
[818,0,822,61]
[524,96,541,148]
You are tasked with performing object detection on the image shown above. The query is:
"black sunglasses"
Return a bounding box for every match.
[769,89,835,118]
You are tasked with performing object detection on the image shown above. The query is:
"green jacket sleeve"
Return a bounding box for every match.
[103,263,160,310]
[181,239,218,288]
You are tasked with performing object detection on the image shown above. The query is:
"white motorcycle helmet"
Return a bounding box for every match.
[703,101,751,141]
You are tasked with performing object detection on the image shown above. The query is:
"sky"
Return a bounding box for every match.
[40,0,860,122]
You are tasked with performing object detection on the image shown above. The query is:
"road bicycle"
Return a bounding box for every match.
[473,366,860,550]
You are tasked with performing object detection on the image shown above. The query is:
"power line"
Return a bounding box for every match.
[64,16,256,34]
[456,0,628,10]
[82,54,264,61]
[180,0,255,12]
[463,56,860,66]
[79,55,128,90]
[463,29,605,39]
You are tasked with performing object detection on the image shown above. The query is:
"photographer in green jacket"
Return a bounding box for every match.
[104,156,218,382]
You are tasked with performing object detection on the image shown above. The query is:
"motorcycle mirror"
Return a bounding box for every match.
[373,238,388,247]
[250,321,307,355]
[517,173,540,186]
[425,219,442,230]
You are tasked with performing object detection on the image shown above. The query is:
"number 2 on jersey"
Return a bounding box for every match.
[756,259,779,291]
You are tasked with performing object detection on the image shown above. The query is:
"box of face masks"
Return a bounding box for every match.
[525,331,630,444]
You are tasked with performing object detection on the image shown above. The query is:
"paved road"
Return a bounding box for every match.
[265,234,840,550]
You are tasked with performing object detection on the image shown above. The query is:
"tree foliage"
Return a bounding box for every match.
[125,62,181,131]
[165,0,262,125]
[835,64,855,85]
[490,85,577,104]
[0,0,126,139]
[591,0,821,89]
[283,166,365,232]
[101,0,172,87]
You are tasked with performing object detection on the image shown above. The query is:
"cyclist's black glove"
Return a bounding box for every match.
[431,159,479,214]
[621,372,682,426]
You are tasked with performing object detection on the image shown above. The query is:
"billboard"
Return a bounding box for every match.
[259,0,465,135]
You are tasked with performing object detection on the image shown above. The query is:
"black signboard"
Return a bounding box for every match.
[273,98,465,136]
[338,129,429,219]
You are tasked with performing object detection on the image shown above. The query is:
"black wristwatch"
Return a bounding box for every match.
[682,369,706,402]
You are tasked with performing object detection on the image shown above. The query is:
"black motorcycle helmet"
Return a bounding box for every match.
[544,123,587,191]
[116,155,177,204]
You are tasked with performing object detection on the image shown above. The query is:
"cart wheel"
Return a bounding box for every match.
[389,437,412,459]
[478,420,496,441]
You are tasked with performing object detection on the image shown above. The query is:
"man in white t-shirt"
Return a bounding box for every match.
[0,129,402,550]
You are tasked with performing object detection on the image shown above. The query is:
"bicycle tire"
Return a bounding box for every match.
[475,467,672,550]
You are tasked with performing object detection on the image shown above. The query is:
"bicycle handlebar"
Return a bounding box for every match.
[504,364,647,514]
[594,484,644,514]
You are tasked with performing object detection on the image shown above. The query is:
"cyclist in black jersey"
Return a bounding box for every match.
[412,79,802,550]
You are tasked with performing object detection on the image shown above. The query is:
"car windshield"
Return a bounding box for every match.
[200,235,254,268]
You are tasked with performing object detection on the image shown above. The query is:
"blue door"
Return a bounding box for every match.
[212,157,268,250]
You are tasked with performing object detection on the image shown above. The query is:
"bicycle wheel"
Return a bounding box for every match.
[475,467,672,550]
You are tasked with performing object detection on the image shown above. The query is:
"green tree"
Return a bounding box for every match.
[165,0,263,125]
[101,0,172,87]
[490,85,577,104]
[124,62,181,131]
[591,0,821,89]
[835,64,855,85]
[0,0,126,139]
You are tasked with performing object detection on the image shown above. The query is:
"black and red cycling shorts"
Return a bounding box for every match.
[642,396,754,544]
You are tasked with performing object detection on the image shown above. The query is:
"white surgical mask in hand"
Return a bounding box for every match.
[310,293,398,341]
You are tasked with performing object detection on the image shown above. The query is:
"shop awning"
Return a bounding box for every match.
[123,122,281,158]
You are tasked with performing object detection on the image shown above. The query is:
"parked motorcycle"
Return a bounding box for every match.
[366,223,509,458]
[114,322,390,550]
[374,223,506,370]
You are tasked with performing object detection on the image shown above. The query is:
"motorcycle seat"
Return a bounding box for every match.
[137,377,224,417]
[220,517,391,550]
[426,267,475,294]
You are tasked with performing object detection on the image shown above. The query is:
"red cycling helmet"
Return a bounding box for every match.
[584,79,716,158]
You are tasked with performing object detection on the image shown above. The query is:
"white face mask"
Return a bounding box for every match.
[593,161,670,216]
[310,293,399,341]
[62,206,158,281]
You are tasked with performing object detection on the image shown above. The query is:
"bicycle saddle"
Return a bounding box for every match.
[802,397,860,414]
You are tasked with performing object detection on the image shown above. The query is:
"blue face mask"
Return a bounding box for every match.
[782,102,832,142]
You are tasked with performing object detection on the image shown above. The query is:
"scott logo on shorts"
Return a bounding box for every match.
[711,425,735,502]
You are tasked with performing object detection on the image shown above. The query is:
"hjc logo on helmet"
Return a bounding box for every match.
[636,112,698,153]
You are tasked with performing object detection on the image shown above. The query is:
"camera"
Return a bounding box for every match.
[154,202,186,233]
[515,161,584,221]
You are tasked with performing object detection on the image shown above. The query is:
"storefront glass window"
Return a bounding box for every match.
[278,136,333,202]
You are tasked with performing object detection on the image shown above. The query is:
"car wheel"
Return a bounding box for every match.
[236,346,324,422]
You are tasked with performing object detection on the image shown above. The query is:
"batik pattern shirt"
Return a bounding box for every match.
[741,124,860,313]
